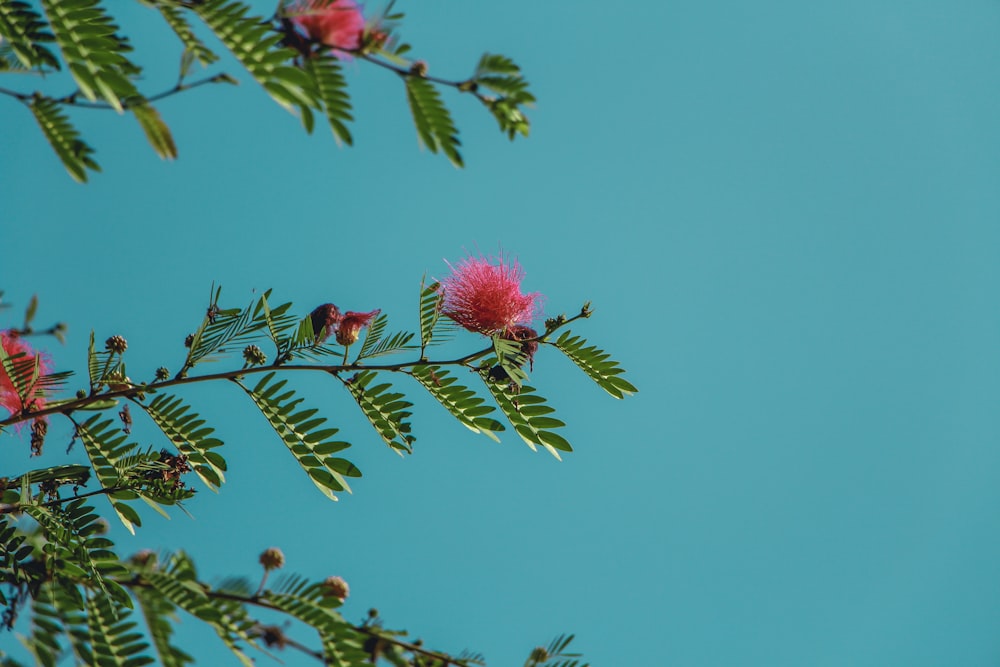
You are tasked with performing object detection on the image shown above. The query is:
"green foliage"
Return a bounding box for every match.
[412,365,505,442]
[263,576,368,666]
[355,313,416,361]
[139,394,227,490]
[28,94,99,183]
[143,553,261,667]
[418,278,455,353]
[0,284,626,665]
[343,370,415,455]
[133,583,194,667]
[40,0,140,112]
[82,593,154,667]
[150,1,218,69]
[552,331,638,399]
[131,102,177,160]
[238,372,361,500]
[303,52,353,146]
[191,0,315,114]
[482,373,571,460]
[76,416,193,533]
[405,76,463,167]
[472,53,534,139]
[0,2,59,70]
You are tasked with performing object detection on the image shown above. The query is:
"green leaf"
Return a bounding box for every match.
[303,52,353,146]
[85,593,154,667]
[137,394,226,490]
[40,0,142,112]
[355,314,415,361]
[28,95,100,183]
[405,76,463,167]
[481,373,571,460]
[262,580,368,667]
[411,365,504,442]
[134,586,194,667]
[76,416,141,533]
[192,0,317,114]
[153,2,218,68]
[0,1,59,70]
[418,278,455,352]
[343,371,415,454]
[132,101,177,159]
[552,331,638,399]
[238,372,360,500]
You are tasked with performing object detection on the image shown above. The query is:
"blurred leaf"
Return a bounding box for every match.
[405,76,462,167]
[28,95,99,183]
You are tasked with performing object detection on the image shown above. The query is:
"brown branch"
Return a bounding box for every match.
[0,484,130,515]
[0,309,589,430]
[124,578,474,666]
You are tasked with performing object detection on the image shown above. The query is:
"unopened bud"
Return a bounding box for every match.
[321,575,349,601]
[184,333,195,348]
[259,547,285,571]
[105,335,128,354]
[243,344,267,366]
[410,60,428,77]
[155,367,170,381]
[529,647,549,662]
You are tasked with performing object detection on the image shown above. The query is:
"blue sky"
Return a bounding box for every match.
[3,1,1000,665]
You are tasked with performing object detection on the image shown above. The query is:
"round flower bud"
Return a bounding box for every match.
[259,547,285,571]
[529,647,549,662]
[184,333,195,348]
[410,60,428,77]
[321,575,350,601]
[155,367,170,381]
[243,344,267,366]
[105,335,128,354]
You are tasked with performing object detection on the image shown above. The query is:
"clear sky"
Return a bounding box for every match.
[3,1,1000,665]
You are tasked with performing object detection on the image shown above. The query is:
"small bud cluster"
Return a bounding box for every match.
[105,335,128,354]
[321,575,350,601]
[243,344,267,366]
[259,547,285,571]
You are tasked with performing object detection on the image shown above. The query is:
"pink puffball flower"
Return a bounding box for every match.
[0,330,51,422]
[287,0,366,55]
[336,309,380,346]
[440,253,542,336]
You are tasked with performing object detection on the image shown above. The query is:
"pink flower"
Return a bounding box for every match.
[287,0,366,55]
[336,309,380,346]
[440,253,542,335]
[1,330,50,421]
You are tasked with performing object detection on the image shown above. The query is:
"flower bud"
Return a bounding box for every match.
[105,335,128,354]
[321,575,350,601]
[155,367,170,381]
[243,344,267,366]
[184,333,195,348]
[259,547,285,571]
[310,303,342,343]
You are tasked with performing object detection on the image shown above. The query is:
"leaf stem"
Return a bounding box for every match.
[0,310,589,429]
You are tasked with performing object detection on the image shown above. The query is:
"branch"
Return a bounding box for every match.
[123,577,476,667]
[0,484,129,515]
[0,309,589,429]
[0,74,233,110]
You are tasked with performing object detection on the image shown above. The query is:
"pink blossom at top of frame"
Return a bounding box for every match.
[287,0,366,54]
[0,330,51,422]
[336,309,380,346]
[439,253,542,335]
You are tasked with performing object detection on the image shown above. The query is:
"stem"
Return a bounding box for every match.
[0,75,230,110]
[0,311,589,429]
[0,484,129,515]
[123,577,475,666]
